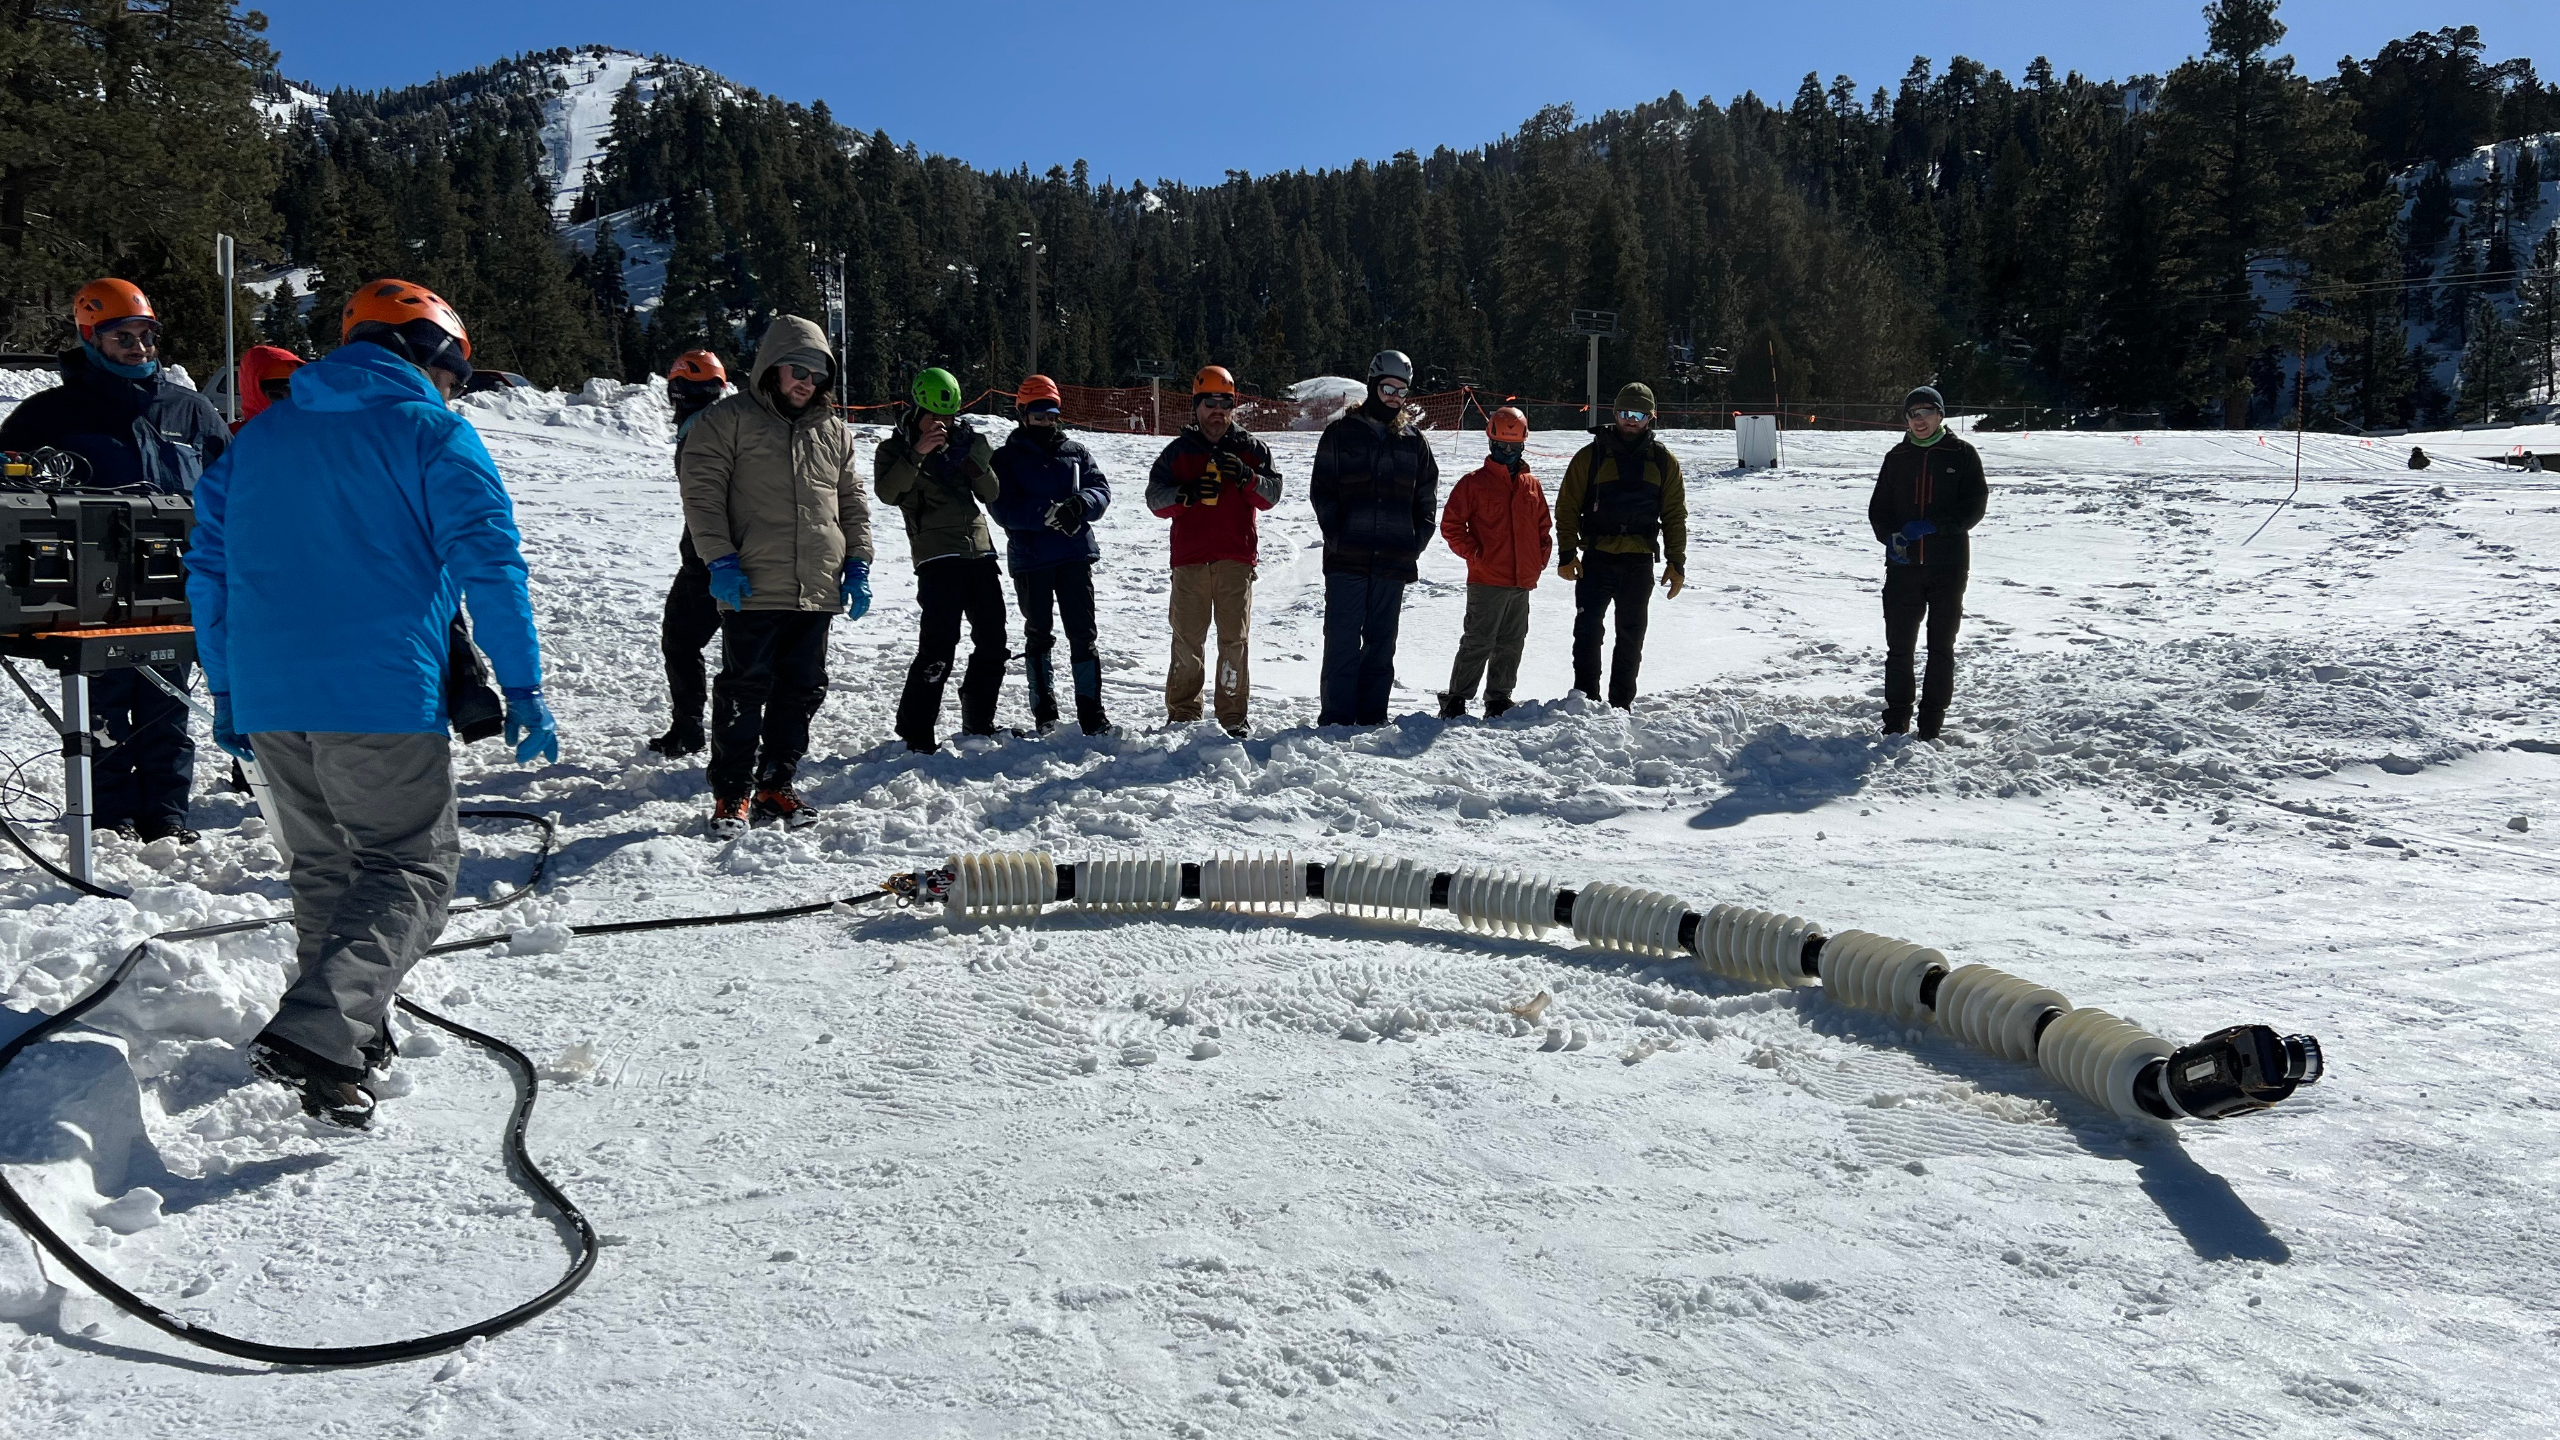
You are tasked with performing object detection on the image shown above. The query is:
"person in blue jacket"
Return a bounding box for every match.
[0,278,226,841]
[989,376,1112,735]
[184,278,557,1130]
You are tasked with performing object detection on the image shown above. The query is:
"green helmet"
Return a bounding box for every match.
[911,367,964,416]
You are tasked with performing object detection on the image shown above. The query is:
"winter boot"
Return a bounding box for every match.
[248,1032,377,1131]
[648,721,706,758]
[1915,709,1946,742]
[1437,693,1468,720]
[1881,708,1911,736]
[709,794,750,839]
[1484,692,1514,719]
[752,786,818,831]
[1072,658,1108,736]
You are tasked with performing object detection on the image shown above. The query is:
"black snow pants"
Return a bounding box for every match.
[89,663,194,836]
[660,538,722,736]
[1882,564,1967,730]
[1571,552,1653,709]
[1014,559,1106,733]
[707,611,832,799]
[897,555,1009,748]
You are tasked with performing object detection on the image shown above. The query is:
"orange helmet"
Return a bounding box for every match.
[74,278,156,340]
[1017,373,1061,406]
[1488,406,1529,444]
[1192,365,1237,399]
[339,278,471,358]
[668,350,726,384]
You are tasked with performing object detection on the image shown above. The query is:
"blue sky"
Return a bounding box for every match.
[250,1,2548,186]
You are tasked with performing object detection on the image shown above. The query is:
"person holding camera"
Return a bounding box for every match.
[0,279,228,844]
[187,278,554,1130]
[1146,365,1281,736]
[680,319,874,836]
[990,375,1113,736]
[1866,385,1986,740]
[876,366,1006,752]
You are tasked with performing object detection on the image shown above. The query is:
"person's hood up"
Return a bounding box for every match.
[747,315,836,419]
[238,345,305,421]
[292,341,445,413]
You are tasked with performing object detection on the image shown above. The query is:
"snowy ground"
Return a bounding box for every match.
[5,382,2560,1436]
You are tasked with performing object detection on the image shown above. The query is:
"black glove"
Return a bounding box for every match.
[1211,452,1248,484]
[1178,474,1215,506]
[1045,494,1088,534]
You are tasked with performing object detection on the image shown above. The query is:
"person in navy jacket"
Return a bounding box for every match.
[0,279,226,841]
[989,376,1112,734]
[185,279,555,1130]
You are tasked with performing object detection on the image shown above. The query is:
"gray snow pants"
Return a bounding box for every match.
[1445,583,1533,705]
[251,731,460,1071]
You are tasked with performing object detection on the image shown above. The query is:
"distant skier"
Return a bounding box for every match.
[991,375,1112,735]
[1865,385,1987,740]
[187,278,555,1129]
[0,278,227,843]
[1147,365,1281,736]
[681,318,874,835]
[1554,382,1686,709]
[876,366,1006,752]
[1309,350,1439,727]
[647,349,733,758]
[1437,406,1550,719]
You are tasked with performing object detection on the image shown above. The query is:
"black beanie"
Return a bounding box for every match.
[1903,385,1945,413]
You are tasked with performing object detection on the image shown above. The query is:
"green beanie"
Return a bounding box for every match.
[1613,382,1656,416]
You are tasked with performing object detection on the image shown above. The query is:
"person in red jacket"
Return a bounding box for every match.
[1437,407,1551,719]
[1146,366,1282,736]
[231,344,304,433]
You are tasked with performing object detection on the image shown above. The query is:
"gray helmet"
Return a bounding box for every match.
[1367,349,1414,384]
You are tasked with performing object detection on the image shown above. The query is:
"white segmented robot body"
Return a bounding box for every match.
[945,851,1057,920]
[1199,852,1299,913]
[1817,931,1945,1024]
[1696,904,1818,988]
[2038,1007,2176,1119]
[1934,965,2070,1064]
[1570,883,1689,958]
[1444,868,1562,937]
[1073,855,1182,912]
[1325,854,1435,919]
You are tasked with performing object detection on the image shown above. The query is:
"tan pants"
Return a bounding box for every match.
[1166,559,1253,726]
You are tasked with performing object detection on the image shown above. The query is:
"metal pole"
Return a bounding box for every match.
[1587,334,1600,423]
[1151,378,1160,437]
[60,671,93,885]
[217,234,237,424]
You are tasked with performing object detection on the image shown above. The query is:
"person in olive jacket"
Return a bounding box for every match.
[1553,382,1686,709]
[1309,349,1439,727]
[1865,385,1987,740]
[875,367,1006,752]
[678,316,874,837]
[990,375,1111,735]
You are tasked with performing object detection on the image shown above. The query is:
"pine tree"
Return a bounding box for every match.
[2516,230,2560,407]
[260,273,314,356]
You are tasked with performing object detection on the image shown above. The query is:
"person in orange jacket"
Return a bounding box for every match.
[1436,407,1551,719]
[231,344,305,433]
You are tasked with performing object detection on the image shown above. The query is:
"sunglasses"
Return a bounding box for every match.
[95,320,160,345]
[1617,409,1650,422]
[784,364,828,384]
[1906,407,1943,421]
[1197,396,1235,410]
[1375,380,1409,398]
[259,378,294,400]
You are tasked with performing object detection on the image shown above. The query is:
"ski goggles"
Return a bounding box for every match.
[259,377,295,400]
[1375,379,1409,399]
[1617,409,1651,422]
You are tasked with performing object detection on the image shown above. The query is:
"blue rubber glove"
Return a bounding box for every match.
[840,558,871,621]
[706,553,752,607]
[502,686,559,765]
[210,693,254,762]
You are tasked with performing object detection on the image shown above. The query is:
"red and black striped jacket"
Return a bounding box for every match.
[1867,432,1988,569]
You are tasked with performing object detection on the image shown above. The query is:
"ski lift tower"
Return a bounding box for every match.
[1133,358,1178,436]
[1568,310,1619,423]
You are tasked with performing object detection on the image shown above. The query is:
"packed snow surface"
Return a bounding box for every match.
[4,387,2559,1436]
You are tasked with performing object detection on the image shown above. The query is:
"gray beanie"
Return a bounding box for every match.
[1903,385,1945,413]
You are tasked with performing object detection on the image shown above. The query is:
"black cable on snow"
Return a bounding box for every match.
[0,801,909,1367]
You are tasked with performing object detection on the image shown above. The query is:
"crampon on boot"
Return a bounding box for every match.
[709,794,750,839]
[248,1032,377,1131]
[752,786,818,831]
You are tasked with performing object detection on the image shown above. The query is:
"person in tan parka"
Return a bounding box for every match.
[678,315,874,836]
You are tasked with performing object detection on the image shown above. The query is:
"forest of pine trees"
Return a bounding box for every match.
[4,2,2555,429]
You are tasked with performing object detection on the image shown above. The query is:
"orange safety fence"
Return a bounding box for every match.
[834,383,1991,435]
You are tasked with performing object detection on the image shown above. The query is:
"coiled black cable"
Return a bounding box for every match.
[0,804,893,1366]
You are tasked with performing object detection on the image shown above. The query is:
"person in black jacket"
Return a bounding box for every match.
[647,350,733,757]
[990,376,1112,735]
[1309,350,1439,727]
[1865,385,1988,740]
[0,279,226,841]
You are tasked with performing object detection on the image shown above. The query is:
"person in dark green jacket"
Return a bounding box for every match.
[875,367,1006,751]
[1552,382,1687,708]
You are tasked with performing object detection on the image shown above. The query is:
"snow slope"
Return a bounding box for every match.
[5,391,2560,1436]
